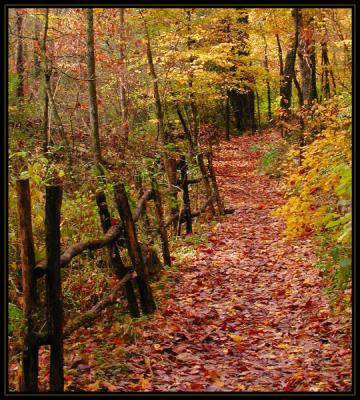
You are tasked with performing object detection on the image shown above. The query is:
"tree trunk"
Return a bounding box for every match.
[228,10,256,134]
[41,9,49,155]
[280,8,300,110]
[275,33,284,77]
[228,89,256,134]
[85,8,104,175]
[297,9,317,107]
[321,40,332,100]
[33,16,41,79]
[142,14,179,227]
[15,9,25,100]
[262,34,272,121]
[255,87,261,130]
[119,9,129,151]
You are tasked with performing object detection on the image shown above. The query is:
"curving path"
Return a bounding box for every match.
[62,130,352,393]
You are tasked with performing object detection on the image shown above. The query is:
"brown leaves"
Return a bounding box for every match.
[29,130,351,393]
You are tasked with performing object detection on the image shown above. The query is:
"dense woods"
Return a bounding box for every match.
[7,7,352,393]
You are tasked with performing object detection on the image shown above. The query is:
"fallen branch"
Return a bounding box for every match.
[33,225,122,278]
[64,271,136,338]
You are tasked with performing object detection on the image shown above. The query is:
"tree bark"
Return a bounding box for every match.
[85,8,104,175]
[41,9,49,155]
[119,9,129,150]
[142,13,179,227]
[262,34,272,121]
[17,179,39,392]
[15,9,25,100]
[297,9,317,107]
[33,15,41,79]
[228,10,256,134]
[279,8,300,110]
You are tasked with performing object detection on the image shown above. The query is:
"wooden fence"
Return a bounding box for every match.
[15,154,223,392]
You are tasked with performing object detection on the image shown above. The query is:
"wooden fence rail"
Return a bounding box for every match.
[15,153,228,392]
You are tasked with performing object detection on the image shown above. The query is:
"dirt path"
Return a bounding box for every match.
[65,131,352,393]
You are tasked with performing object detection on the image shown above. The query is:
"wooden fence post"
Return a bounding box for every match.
[45,184,64,392]
[150,177,172,267]
[96,191,140,318]
[207,148,224,215]
[197,152,216,215]
[178,155,192,234]
[16,179,39,392]
[114,183,156,314]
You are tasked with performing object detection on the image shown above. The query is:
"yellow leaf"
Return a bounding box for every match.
[228,334,243,343]
[277,343,289,349]
[86,380,101,391]
[153,343,161,351]
[102,381,119,391]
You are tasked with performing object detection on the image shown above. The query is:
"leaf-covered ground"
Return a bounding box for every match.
[24,130,352,393]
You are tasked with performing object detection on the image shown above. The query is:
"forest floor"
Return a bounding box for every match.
[33,129,352,393]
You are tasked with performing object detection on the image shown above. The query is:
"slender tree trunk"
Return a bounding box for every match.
[142,13,179,227]
[255,87,261,130]
[41,9,49,154]
[279,8,300,110]
[15,9,25,100]
[33,16,41,79]
[85,8,104,176]
[262,34,272,121]
[228,89,256,134]
[275,33,284,77]
[119,9,129,150]
[321,40,331,99]
[297,9,317,107]
[228,10,256,134]
[47,84,72,166]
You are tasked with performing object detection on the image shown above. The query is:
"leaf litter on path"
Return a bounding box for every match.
[62,130,352,392]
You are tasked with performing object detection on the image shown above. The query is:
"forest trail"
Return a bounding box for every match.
[110,129,352,393]
[65,130,352,393]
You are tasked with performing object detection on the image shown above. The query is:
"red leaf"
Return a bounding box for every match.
[111,217,119,226]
